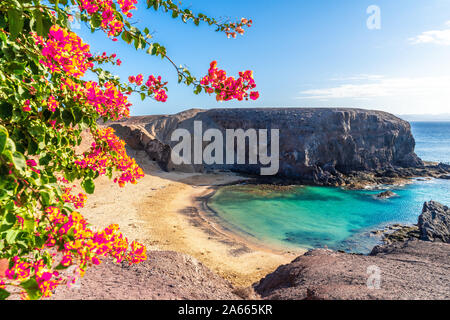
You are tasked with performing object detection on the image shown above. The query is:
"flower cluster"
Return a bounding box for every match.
[77,0,138,38]
[93,51,122,65]
[62,186,87,209]
[5,207,146,299]
[129,74,168,102]
[200,61,259,101]
[85,81,132,120]
[46,95,60,112]
[225,18,253,38]
[60,77,132,120]
[75,128,144,187]
[26,159,41,174]
[5,257,61,299]
[22,99,31,112]
[33,26,93,78]
[44,207,147,269]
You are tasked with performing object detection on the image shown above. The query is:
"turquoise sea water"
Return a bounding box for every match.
[209,122,450,254]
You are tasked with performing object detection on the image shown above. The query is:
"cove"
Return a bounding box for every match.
[208,179,450,254]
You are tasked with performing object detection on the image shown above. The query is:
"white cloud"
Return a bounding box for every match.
[409,22,450,46]
[298,76,450,100]
[329,74,384,82]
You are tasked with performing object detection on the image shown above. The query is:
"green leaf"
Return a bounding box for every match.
[27,138,38,155]
[39,190,51,206]
[12,151,26,171]
[34,10,44,36]
[62,109,74,126]
[42,16,53,36]
[0,211,16,232]
[39,153,52,166]
[7,9,24,40]
[121,31,132,44]
[8,61,27,75]
[0,288,11,300]
[0,125,7,154]
[20,278,42,300]
[5,229,19,244]
[81,177,95,194]
[91,14,102,29]
[23,218,35,232]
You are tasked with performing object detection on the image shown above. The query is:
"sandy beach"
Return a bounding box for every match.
[77,149,301,288]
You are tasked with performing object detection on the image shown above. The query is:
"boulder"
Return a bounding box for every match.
[418,201,450,243]
[376,190,397,199]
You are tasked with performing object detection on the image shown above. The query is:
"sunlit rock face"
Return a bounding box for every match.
[107,108,423,183]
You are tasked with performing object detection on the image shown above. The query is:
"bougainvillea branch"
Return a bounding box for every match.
[0,0,258,300]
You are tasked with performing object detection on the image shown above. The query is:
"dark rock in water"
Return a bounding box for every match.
[376,190,397,199]
[106,108,424,185]
[438,163,450,171]
[418,201,450,243]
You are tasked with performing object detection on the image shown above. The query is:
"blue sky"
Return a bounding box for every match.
[75,0,450,116]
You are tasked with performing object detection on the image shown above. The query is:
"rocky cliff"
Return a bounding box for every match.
[106,108,425,185]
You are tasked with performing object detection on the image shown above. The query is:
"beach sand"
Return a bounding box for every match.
[77,150,302,288]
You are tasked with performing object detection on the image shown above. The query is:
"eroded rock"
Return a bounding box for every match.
[419,201,450,243]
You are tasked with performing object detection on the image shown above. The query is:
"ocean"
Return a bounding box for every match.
[209,121,450,254]
[412,122,450,164]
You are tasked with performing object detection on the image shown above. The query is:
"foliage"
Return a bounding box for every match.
[0,0,258,299]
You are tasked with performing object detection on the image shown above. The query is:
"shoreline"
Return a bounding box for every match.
[137,179,301,288]
[199,186,306,255]
[74,149,300,288]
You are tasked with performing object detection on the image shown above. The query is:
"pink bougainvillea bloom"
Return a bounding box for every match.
[22,100,31,112]
[26,159,37,167]
[250,91,260,100]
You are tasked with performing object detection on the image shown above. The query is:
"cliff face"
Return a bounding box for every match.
[107,108,423,183]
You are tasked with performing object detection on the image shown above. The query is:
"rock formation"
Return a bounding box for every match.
[106,108,427,185]
[418,201,450,243]
[254,241,450,300]
[376,190,397,199]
